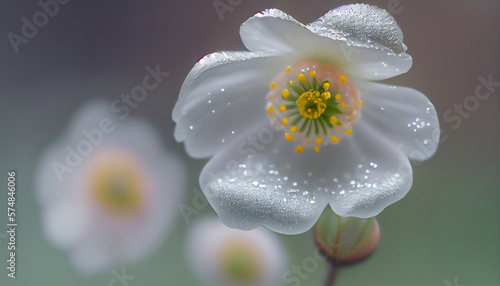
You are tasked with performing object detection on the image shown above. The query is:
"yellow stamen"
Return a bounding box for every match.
[285,67,291,73]
[282,89,290,99]
[306,140,310,145]
[315,137,323,144]
[323,82,330,91]
[285,134,293,142]
[339,76,347,84]
[290,126,297,133]
[270,83,276,90]
[335,93,341,101]
[323,92,331,100]
[330,116,338,125]
[295,146,304,153]
[267,106,274,115]
[282,118,289,126]
[279,105,286,113]
[289,81,293,87]
[331,136,339,144]
[339,102,346,108]
[346,130,352,136]
[314,146,320,152]
[309,70,316,78]
[360,101,364,106]
[297,74,310,90]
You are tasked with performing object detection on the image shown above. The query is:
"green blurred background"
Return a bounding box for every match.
[1,0,499,285]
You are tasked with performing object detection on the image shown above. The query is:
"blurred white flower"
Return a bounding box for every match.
[187,217,286,286]
[173,5,439,234]
[36,100,185,273]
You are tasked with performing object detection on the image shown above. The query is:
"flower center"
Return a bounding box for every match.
[220,240,261,283]
[297,90,329,120]
[89,152,145,214]
[266,61,362,153]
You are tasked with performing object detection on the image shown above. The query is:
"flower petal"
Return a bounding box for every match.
[355,80,440,161]
[199,133,329,234]
[326,121,413,218]
[240,8,412,81]
[200,119,412,233]
[308,4,406,54]
[239,9,312,54]
[173,51,288,158]
[43,199,91,248]
[307,4,413,80]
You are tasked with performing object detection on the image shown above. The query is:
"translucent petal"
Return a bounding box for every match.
[240,9,312,54]
[240,8,411,81]
[355,80,440,161]
[173,51,289,158]
[308,4,406,54]
[325,122,413,217]
[199,135,329,234]
[200,120,412,233]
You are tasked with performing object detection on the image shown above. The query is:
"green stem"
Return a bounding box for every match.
[324,263,339,286]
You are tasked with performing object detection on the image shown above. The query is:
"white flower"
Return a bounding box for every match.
[36,100,185,273]
[187,217,286,286]
[173,5,439,234]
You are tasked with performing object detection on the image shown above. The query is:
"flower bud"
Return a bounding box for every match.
[314,208,380,265]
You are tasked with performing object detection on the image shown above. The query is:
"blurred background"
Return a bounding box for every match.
[1,0,499,285]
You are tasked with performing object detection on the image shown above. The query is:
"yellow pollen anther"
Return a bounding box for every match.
[330,115,338,125]
[289,81,293,87]
[335,93,341,101]
[339,102,346,108]
[323,82,330,91]
[267,106,274,115]
[339,75,347,84]
[279,105,286,112]
[290,126,297,133]
[270,83,276,90]
[282,89,290,99]
[346,130,352,136]
[309,70,316,78]
[296,146,304,153]
[286,67,291,73]
[285,134,293,142]
[314,146,320,152]
[306,140,310,145]
[282,118,289,126]
[331,136,339,144]
[323,92,331,100]
[315,137,323,144]
[297,74,310,90]
[360,101,364,106]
